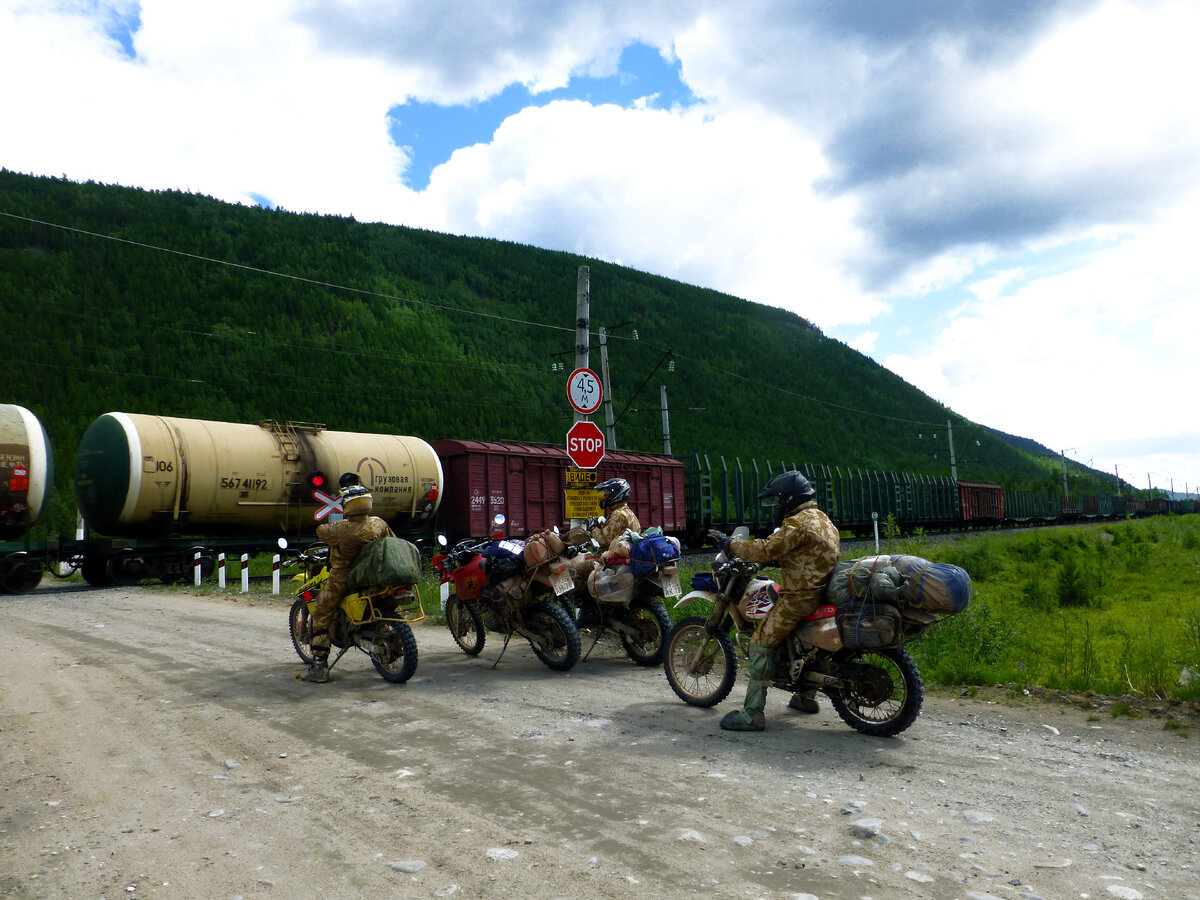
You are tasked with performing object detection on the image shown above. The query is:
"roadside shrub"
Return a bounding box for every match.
[1055,555,1095,607]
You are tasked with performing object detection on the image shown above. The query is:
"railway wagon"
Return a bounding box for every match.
[0,404,54,541]
[71,413,443,585]
[958,481,1004,525]
[684,453,960,539]
[432,439,686,542]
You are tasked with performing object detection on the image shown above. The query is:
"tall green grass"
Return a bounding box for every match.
[902,516,1200,700]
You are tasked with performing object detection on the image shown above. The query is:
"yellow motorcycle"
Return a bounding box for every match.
[287,544,423,683]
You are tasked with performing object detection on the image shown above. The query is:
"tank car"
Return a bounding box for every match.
[0,403,54,541]
[75,413,443,537]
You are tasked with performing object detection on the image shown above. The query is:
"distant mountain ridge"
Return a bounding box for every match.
[0,169,1126,532]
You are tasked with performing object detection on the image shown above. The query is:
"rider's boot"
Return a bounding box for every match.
[720,641,775,732]
[788,688,820,714]
[299,632,331,683]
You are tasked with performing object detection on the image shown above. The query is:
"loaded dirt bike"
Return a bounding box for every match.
[562,527,678,666]
[287,541,424,684]
[433,515,582,671]
[663,529,971,736]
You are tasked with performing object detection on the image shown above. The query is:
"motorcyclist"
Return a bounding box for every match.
[708,471,841,731]
[299,482,395,683]
[589,477,642,549]
[577,477,642,627]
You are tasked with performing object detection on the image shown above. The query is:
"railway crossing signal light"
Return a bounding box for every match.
[308,471,326,490]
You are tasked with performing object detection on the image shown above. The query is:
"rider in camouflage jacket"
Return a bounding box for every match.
[710,471,840,731]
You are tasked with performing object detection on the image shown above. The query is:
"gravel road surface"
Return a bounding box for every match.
[3,585,1198,899]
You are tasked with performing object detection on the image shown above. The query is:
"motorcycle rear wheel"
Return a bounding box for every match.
[370,620,419,683]
[289,598,315,664]
[617,597,673,666]
[526,600,581,672]
[446,593,486,655]
[827,647,924,737]
[663,615,737,707]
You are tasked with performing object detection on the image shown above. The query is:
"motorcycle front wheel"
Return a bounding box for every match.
[526,600,581,672]
[446,593,486,655]
[827,647,924,737]
[370,620,419,684]
[289,599,315,664]
[617,597,673,666]
[663,615,737,707]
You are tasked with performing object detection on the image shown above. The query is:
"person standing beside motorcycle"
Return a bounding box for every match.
[299,483,394,683]
[589,477,642,549]
[708,471,841,731]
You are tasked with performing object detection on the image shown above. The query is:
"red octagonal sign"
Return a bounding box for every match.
[566,420,605,469]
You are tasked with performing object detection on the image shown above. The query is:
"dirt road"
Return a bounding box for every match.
[3,585,1198,900]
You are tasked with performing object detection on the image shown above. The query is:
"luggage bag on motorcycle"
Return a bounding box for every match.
[347,536,422,589]
[483,539,526,580]
[889,555,971,614]
[628,533,680,577]
[836,600,904,650]
[826,556,904,605]
[523,530,566,567]
[588,564,637,605]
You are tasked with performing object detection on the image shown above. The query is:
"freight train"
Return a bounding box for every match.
[2,404,1194,594]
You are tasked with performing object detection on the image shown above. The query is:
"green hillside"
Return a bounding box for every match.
[1,170,1116,532]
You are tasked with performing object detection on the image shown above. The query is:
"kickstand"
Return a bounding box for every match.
[581,611,605,661]
[327,647,349,671]
[491,632,513,669]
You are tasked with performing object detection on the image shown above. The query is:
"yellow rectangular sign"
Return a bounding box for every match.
[565,468,599,487]
[564,488,603,519]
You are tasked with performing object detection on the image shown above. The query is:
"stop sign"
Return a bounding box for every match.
[566,420,605,469]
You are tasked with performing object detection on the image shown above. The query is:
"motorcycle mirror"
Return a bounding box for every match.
[733,526,750,540]
[277,537,289,550]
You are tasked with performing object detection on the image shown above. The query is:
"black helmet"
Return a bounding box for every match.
[758,470,815,523]
[594,477,631,508]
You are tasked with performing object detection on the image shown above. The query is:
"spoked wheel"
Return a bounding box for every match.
[525,600,581,672]
[827,647,924,737]
[617,597,673,666]
[289,599,315,664]
[663,615,737,707]
[446,593,486,655]
[370,620,419,684]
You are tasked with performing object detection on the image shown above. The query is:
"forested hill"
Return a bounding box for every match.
[1,169,1096,526]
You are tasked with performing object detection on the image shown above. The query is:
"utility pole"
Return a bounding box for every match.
[1060,448,1075,497]
[947,420,958,482]
[573,266,590,424]
[660,385,671,455]
[598,326,617,449]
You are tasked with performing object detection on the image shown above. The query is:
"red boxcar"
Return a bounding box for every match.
[958,481,1004,523]
[432,440,686,541]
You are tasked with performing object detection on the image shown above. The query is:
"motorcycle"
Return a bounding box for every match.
[433,515,582,671]
[287,543,422,684]
[663,528,969,736]
[563,527,676,666]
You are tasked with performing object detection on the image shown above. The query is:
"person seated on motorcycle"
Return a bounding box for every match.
[588,477,642,550]
[299,482,395,683]
[708,471,841,731]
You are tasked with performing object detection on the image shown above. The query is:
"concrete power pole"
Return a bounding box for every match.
[599,326,617,449]
[574,267,590,424]
[661,385,671,455]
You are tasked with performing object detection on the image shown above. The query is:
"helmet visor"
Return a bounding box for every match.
[760,495,780,509]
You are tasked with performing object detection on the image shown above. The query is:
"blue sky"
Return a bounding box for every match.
[2,0,1198,494]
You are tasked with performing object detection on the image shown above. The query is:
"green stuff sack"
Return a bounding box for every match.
[347,536,422,589]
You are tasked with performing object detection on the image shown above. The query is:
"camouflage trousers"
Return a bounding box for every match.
[751,589,822,647]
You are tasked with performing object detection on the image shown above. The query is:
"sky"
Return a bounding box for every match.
[2,0,1198,497]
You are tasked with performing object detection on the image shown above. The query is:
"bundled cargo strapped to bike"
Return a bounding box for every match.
[588,564,637,605]
[346,536,422,590]
[628,533,681,578]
